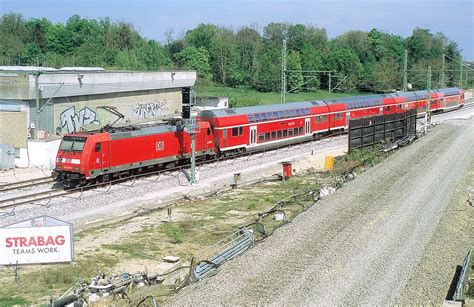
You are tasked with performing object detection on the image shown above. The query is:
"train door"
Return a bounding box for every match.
[99,141,111,173]
[345,112,350,129]
[249,126,257,147]
[91,142,102,173]
[305,118,311,135]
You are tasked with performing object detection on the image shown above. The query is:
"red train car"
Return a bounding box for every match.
[54,87,464,187]
[53,122,215,187]
[198,101,328,154]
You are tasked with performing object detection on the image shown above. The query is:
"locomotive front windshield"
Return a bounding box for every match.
[60,136,87,152]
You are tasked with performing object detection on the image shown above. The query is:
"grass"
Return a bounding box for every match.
[0,296,28,306]
[0,253,118,304]
[194,85,359,107]
[161,222,186,244]
[467,252,474,298]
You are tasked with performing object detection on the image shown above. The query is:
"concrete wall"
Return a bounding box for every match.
[29,88,182,134]
[0,74,29,99]
[0,70,196,100]
[28,70,195,99]
[0,107,28,148]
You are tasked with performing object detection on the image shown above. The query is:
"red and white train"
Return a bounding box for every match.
[53,87,464,187]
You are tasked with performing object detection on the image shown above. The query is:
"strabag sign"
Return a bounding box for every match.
[0,216,74,265]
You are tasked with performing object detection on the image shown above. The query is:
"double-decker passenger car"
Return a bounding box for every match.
[53,87,464,187]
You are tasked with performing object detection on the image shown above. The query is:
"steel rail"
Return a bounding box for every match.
[0,177,55,193]
[0,189,70,209]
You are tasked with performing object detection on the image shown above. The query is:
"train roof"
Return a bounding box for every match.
[436,87,461,96]
[198,87,462,120]
[394,88,460,101]
[106,124,178,140]
[323,94,384,109]
[199,100,326,118]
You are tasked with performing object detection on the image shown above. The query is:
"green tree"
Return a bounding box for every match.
[300,44,322,89]
[213,28,241,86]
[287,51,304,92]
[252,46,280,92]
[287,24,306,52]
[304,25,328,52]
[236,26,262,85]
[263,22,289,48]
[25,18,51,52]
[175,46,212,84]
[373,57,402,91]
[19,43,42,65]
[325,48,363,91]
[0,13,27,57]
[46,24,75,54]
[185,23,219,51]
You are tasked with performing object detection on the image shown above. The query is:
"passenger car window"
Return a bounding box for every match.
[95,142,101,152]
[232,127,239,137]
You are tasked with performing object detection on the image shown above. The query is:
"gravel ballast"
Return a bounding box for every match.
[167,118,474,305]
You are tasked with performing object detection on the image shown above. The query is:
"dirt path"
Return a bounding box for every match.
[167,118,474,305]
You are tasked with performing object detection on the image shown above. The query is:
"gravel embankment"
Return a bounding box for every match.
[167,118,474,305]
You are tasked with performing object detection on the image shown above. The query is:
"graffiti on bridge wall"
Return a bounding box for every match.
[59,106,100,134]
[133,101,168,120]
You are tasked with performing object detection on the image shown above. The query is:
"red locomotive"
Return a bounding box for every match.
[53,87,464,187]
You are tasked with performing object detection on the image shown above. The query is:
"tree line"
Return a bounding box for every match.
[0,13,470,93]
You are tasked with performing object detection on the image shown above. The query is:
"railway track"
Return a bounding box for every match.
[0,134,346,212]
[0,189,71,209]
[1,99,472,213]
[0,177,55,193]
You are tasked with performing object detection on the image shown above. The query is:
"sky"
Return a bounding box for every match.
[1,0,473,60]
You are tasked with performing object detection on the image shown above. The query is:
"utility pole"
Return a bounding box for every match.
[181,87,197,184]
[403,49,408,91]
[34,73,40,112]
[281,39,287,104]
[441,53,445,88]
[328,71,332,93]
[459,60,463,88]
[425,66,432,133]
[189,118,197,184]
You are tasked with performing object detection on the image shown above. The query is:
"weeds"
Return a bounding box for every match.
[161,223,185,243]
[0,296,28,306]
